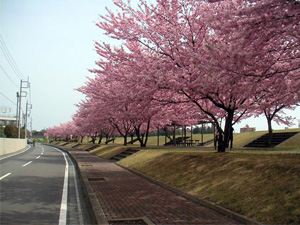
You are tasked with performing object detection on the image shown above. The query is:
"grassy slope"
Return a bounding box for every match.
[276,132,300,149]
[119,151,300,224]
[90,145,140,159]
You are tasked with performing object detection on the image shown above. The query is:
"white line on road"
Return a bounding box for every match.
[69,154,84,225]
[54,148,69,225]
[41,146,45,155]
[22,161,32,167]
[54,147,84,224]
[0,173,12,180]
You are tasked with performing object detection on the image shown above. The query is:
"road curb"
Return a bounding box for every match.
[117,163,261,225]
[51,145,109,225]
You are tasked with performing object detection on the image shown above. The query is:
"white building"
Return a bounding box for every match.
[0,106,17,126]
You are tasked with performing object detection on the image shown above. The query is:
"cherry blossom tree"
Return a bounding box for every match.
[47,121,77,141]
[77,76,135,146]
[208,0,300,146]
[73,98,117,144]
[80,47,160,147]
[97,0,254,151]
[96,0,299,152]
[252,75,300,146]
[47,0,299,152]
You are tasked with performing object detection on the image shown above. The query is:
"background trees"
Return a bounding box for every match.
[2,125,25,138]
[4,125,18,138]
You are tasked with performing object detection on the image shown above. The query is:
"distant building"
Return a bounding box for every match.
[240,124,256,133]
[32,129,47,138]
[0,106,17,126]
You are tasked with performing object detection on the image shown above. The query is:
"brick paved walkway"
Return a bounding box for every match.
[58,146,240,225]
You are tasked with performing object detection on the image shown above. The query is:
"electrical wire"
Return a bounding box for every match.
[0,91,17,106]
[0,64,19,88]
[0,34,26,80]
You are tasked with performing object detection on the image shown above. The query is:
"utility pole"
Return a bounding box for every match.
[25,101,28,139]
[16,92,19,127]
[18,79,30,139]
[24,101,32,139]
[30,118,33,138]
[18,81,23,138]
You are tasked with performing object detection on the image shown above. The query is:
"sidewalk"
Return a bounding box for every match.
[56,145,242,225]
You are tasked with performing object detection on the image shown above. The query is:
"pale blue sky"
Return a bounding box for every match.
[0,0,299,131]
[0,0,118,130]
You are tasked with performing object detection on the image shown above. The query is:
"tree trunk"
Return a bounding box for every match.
[157,127,160,146]
[130,133,134,144]
[134,125,143,147]
[141,134,145,147]
[217,132,225,152]
[123,135,127,146]
[218,110,234,152]
[134,120,151,147]
[98,135,102,144]
[267,117,273,147]
[173,124,176,146]
[143,119,151,147]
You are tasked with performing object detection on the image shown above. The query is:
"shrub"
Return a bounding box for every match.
[4,125,18,138]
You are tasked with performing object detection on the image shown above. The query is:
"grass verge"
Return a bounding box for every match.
[90,145,139,159]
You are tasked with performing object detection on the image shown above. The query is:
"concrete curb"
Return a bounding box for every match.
[50,145,109,225]
[76,163,109,225]
[117,163,261,225]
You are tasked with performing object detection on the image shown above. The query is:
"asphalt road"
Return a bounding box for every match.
[0,144,92,225]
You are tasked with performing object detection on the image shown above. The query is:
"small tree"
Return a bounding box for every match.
[4,125,18,138]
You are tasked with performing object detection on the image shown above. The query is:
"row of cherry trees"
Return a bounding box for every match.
[47,0,300,152]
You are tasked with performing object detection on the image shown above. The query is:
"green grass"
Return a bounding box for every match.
[55,141,68,146]
[64,142,79,148]
[119,150,300,224]
[276,132,300,149]
[90,145,140,159]
[72,143,96,150]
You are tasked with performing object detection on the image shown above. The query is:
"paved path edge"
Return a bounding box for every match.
[51,145,109,225]
[117,163,261,225]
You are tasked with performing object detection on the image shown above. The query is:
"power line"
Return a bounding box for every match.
[0,91,17,106]
[0,39,22,80]
[0,64,19,88]
[0,34,26,80]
